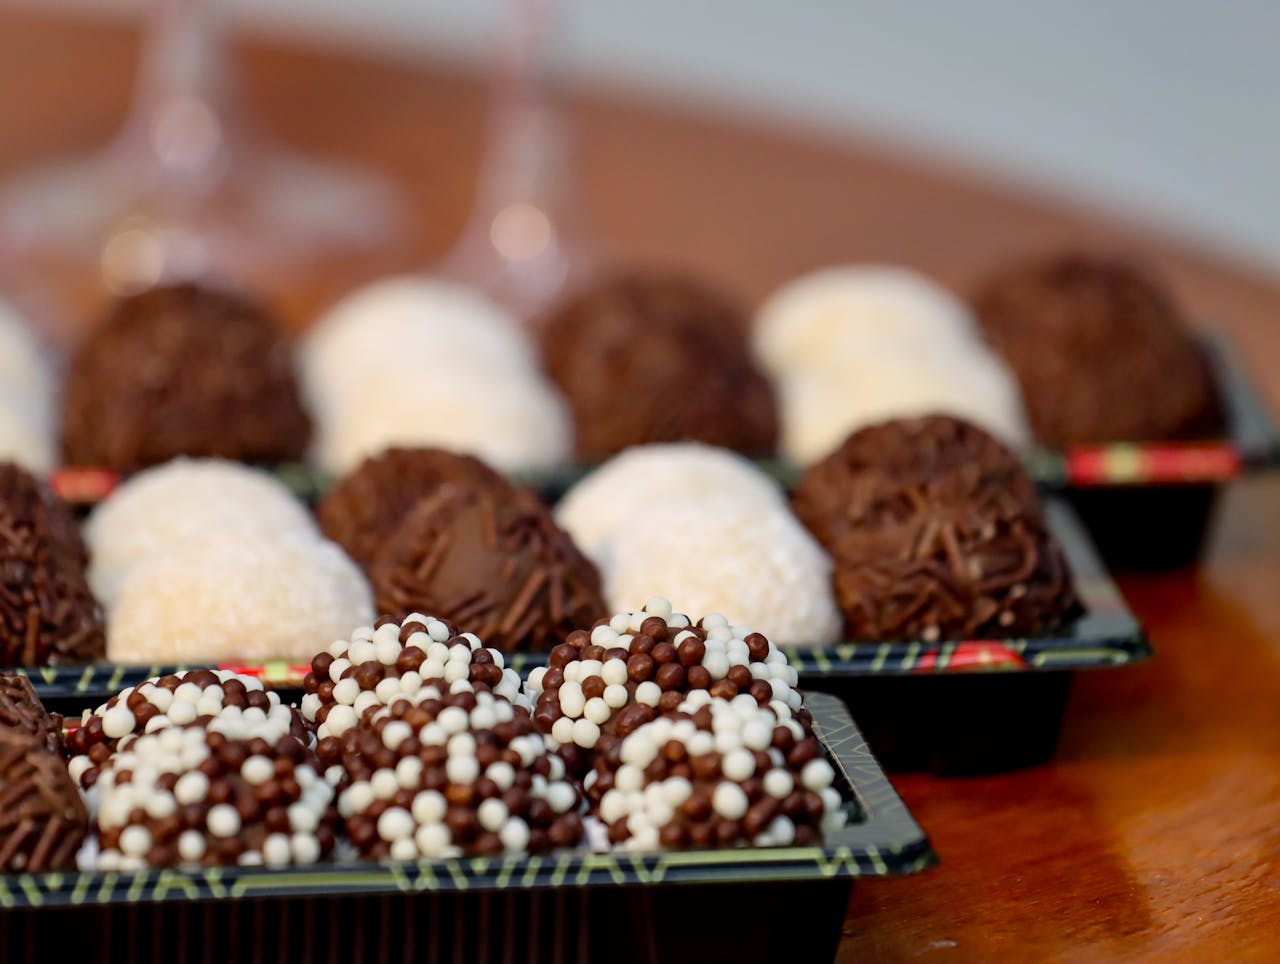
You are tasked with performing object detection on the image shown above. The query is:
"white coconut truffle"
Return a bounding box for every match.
[602,497,840,647]
[0,387,54,473]
[84,458,319,606]
[753,265,979,376]
[107,531,374,664]
[313,363,571,477]
[301,276,540,415]
[778,343,1031,465]
[555,443,786,562]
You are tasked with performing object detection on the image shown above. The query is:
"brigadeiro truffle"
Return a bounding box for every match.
[586,693,845,851]
[319,687,583,859]
[300,614,526,742]
[0,462,105,664]
[0,675,87,872]
[540,273,779,460]
[793,415,1079,641]
[85,458,320,607]
[317,447,508,570]
[371,485,605,653]
[523,597,804,775]
[60,283,312,470]
[971,252,1222,446]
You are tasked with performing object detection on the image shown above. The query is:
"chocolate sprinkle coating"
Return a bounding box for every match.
[0,674,63,755]
[60,283,312,470]
[0,463,105,665]
[540,273,779,460]
[972,253,1223,446]
[317,447,510,570]
[793,416,1079,641]
[370,485,605,653]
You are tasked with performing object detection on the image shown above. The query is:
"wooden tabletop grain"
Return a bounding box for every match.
[3,11,1279,963]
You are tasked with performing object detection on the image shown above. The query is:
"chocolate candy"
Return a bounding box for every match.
[0,674,86,871]
[60,283,312,470]
[300,614,526,741]
[793,415,1079,641]
[317,447,509,570]
[369,485,606,653]
[972,252,1223,446]
[524,598,803,774]
[320,688,582,859]
[91,726,334,869]
[587,693,844,851]
[0,462,105,665]
[539,273,779,460]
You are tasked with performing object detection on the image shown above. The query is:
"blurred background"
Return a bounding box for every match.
[27,0,1280,271]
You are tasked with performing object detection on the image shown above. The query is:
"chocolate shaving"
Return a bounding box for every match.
[539,273,779,460]
[971,252,1223,446]
[370,485,605,652]
[60,283,312,470]
[793,415,1079,641]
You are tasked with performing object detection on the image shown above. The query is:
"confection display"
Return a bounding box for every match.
[300,614,526,741]
[60,283,312,470]
[540,273,779,460]
[84,457,320,606]
[106,531,373,664]
[371,485,605,652]
[753,264,1031,464]
[554,442,786,560]
[0,675,87,872]
[303,277,571,475]
[793,415,1079,640]
[585,691,845,850]
[972,252,1223,446]
[318,686,583,859]
[601,495,841,647]
[523,598,805,773]
[317,447,509,569]
[0,462,105,665]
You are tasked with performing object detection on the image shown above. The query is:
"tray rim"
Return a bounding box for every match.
[0,693,934,909]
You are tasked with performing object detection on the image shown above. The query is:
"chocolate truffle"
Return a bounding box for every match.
[0,674,63,754]
[523,597,804,776]
[317,447,509,570]
[586,693,845,851]
[300,614,527,742]
[319,687,583,859]
[90,725,334,870]
[793,415,1079,641]
[540,273,779,460]
[60,283,311,470]
[0,462,105,664]
[972,253,1222,446]
[370,485,605,653]
[106,531,373,665]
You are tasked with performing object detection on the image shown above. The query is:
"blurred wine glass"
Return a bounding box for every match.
[437,0,590,324]
[0,0,404,345]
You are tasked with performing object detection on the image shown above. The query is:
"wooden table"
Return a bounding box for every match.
[3,11,1279,962]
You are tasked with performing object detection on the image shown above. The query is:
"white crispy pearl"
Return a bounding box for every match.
[712,782,749,821]
[120,825,151,858]
[722,748,756,782]
[546,782,577,815]
[571,718,601,749]
[263,834,292,867]
[241,755,274,786]
[292,833,322,864]
[634,682,661,707]
[550,717,574,746]
[500,818,530,854]
[603,684,629,709]
[145,793,177,820]
[332,678,360,706]
[382,721,412,751]
[412,790,447,825]
[101,705,135,740]
[323,705,357,737]
[583,697,611,725]
[208,804,241,837]
[601,660,629,687]
[485,761,515,792]
[477,798,508,833]
[764,769,794,799]
[446,755,479,785]
[395,756,423,789]
[378,807,415,842]
[801,758,835,791]
[415,823,451,857]
[178,830,206,862]
[371,769,399,800]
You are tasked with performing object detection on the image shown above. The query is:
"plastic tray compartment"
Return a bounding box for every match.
[0,693,932,964]
[1027,334,1280,570]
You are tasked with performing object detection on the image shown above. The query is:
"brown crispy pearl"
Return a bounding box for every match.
[549,645,576,669]
[687,666,712,690]
[613,704,655,738]
[690,754,720,780]
[651,643,677,665]
[748,680,774,705]
[788,739,819,769]
[676,637,706,666]
[657,691,683,714]
[630,635,655,655]
[581,676,606,700]
[726,665,753,689]
[626,654,655,682]
[639,617,670,640]
[688,822,714,848]
[709,680,738,700]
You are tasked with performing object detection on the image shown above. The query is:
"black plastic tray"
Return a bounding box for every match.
[0,693,932,963]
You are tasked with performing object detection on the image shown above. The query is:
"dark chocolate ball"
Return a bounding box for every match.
[539,273,779,460]
[370,484,605,652]
[316,447,509,569]
[793,415,1079,641]
[60,283,312,470]
[0,463,104,664]
[971,253,1222,446]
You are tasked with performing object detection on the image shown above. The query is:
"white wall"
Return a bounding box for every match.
[36,0,1280,269]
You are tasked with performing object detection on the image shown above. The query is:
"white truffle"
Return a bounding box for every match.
[107,531,373,664]
[777,342,1031,464]
[84,458,318,606]
[602,497,839,647]
[0,387,54,473]
[753,265,979,376]
[555,442,785,562]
